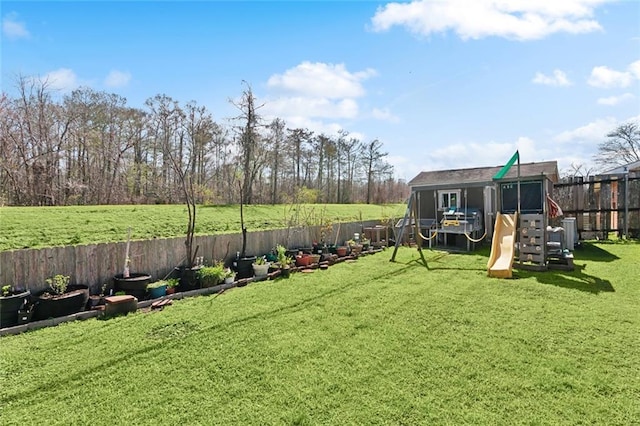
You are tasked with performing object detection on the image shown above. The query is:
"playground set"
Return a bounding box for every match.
[392,151,575,277]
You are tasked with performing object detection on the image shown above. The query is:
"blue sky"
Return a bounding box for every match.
[2,1,639,181]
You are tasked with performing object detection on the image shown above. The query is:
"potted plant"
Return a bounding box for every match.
[147,280,168,299]
[252,256,271,278]
[165,278,179,295]
[31,274,89,321]
[223,268,235,285]
[0,285,31,328]
[275,244,294,278]
[113,228,152,299]
[347,239,363,255]
[165,133,202,292]
[88,282,109,309]
[197,263,226,288]
[233,180,257,279]
[295,252,312,267]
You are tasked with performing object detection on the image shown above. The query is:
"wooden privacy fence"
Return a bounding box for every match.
[553,172,640,239]
[0,220,382,295]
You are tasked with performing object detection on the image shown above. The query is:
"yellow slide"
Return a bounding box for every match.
[487,213,517,278]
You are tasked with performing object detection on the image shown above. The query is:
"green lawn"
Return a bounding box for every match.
[0,203,405,251]
[1,242,639,425]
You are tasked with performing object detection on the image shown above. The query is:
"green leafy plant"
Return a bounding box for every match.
[223,268,235,279]
[198,264,225,280]
[1,285,12,297]
[254,256,268,266]
[275,244,293,268]
[165,278,179,289]
[46,274,70,295]
[147,280,169,290]
[198,264,226,287]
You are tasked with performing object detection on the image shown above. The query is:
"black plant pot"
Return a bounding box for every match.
[235,256,257,280]
[113,273,152,300]
[0,290,31,328]
[175,266,202,292]
[32,285,89,321]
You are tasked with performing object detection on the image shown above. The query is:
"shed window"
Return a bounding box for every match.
[438,190,460,210]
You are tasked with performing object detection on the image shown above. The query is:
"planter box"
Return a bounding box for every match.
[114,273,152,300]
[0,290,31,328]
[32,285,89,321]
[253,263,270,278]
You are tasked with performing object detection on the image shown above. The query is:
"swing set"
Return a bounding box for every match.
[390,187,488,266]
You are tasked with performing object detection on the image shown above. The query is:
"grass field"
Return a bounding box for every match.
[0,203,405,251]
[1,242,638,425]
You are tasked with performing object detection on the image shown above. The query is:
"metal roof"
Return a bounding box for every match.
[409,161,559,189]
[602,160,640,175]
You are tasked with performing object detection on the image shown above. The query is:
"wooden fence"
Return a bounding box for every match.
[553,172,640,239]
[0,220,382,294]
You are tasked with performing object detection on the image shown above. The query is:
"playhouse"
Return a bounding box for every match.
[405,159,558,250]
[398,155,574,276]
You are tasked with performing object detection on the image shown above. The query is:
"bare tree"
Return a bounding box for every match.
[595,121,640,169]
[230,82,265,205]
[1,75,409,206]
[266,118,286,204]
[561,162,595,179]
[361,139,393,204]
[286,127,314,190]
[339,136,362,203]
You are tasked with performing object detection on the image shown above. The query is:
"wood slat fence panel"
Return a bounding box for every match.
[554,173,640,239]
[0,220,384,294]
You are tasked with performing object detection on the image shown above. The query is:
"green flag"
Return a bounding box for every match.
[493,150,519,180]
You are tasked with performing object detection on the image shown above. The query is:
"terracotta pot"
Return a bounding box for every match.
[295,254,312,267]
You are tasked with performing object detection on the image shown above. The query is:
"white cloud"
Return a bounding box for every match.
[41,68,80,92]
[370,0,610,41]
[371,107,400,122]
[387,155,422,181]
[597,93,635,106]
[628,59,640,79]
[104,70,131,88]
[264,96,359,120]
[532,69,572,86]
[418,136,541,172]
[263,61,385,132]
[270,114,355,139]
[588,65,635,88]
[553,116,618,144]
[267,62,376,99]
[2,13,30,40]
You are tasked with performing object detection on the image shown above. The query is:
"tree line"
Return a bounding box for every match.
[0,78,408,206]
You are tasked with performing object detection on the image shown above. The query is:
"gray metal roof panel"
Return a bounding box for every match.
[409,161,558,188]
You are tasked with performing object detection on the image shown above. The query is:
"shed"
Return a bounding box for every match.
[407,161,559,249]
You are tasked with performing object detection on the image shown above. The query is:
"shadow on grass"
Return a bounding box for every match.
[393,249,487,272]
[396,246,616,294]
[515,263,615,294]
[574,242,620,263]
